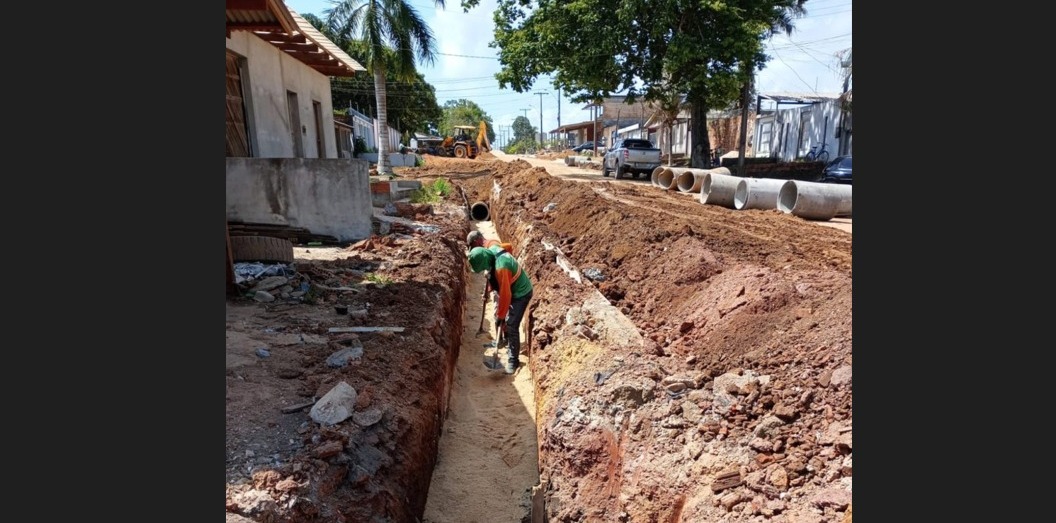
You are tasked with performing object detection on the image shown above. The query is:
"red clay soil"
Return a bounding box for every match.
[226,153,853,523]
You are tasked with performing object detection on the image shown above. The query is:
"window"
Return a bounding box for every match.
[226,51,251,157]
[757,122,772,156]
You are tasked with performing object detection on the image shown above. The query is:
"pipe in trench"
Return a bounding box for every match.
[677,166,731,193]
[733,177,787,211]
[470,201,490,221]
[777,180,853,221]
[700,172,743,208]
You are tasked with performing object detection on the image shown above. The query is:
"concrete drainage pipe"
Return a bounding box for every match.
[734,177,787,210]
[677,167,731,193]
[777,181,853,220]
[655,167,683,190]
[700,172,743,208]
[470,201,490,221]
[650,166,667,188]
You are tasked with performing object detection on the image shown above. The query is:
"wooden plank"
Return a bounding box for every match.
[711,471,743,493]
[328,327,405,333]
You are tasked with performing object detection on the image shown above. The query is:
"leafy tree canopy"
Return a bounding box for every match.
[303,13,443,137]
[511,115,535,144]
[460,0,805,166]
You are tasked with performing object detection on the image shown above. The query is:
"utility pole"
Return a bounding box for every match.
[535,91,548,147]
[556,88,562,145]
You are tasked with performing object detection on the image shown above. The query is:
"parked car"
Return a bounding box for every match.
[602,138,662,179]
[821,155,852,184]
[571,141,595,153]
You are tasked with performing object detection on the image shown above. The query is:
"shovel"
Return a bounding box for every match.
[483,322,506,371]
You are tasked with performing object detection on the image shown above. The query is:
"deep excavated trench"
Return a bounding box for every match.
[415,159,852,523]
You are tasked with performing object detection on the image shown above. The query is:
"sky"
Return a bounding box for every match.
[283,0,851,144]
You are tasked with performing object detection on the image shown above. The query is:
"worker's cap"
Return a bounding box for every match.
[468,246,494,273]
[466,230,484,246]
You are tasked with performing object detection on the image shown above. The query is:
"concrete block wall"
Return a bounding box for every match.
[226,158,373,242]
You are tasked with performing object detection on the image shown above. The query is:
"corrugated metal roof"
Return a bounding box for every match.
[759,93,841,104]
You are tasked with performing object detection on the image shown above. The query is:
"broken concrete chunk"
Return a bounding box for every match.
[753,415,786,438]
[310,381,357,426]
[326,345,364,368]
[830,364,852,387]
[253,290,276,302]
[352,408,384,427]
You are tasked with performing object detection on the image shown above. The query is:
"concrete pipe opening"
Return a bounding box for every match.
[678,167,731,193]
[777,181,853,221]
[656,168,677,190]
[700,172,742,208]
[734,177,787,211]
[470,201,490,221]
[650,166,666,187]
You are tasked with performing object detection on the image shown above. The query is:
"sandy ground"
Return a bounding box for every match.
[422,220,540,523]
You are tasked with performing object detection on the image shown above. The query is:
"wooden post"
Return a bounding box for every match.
[226,222,238,297]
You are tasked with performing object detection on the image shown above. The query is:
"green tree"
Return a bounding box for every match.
[511,115,535,144]
[439,99,495,142]
[325,0,447,175]
[462,0,805,168]
[302,14,443,137]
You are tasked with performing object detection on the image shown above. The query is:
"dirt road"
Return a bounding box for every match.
[490,150,851,234]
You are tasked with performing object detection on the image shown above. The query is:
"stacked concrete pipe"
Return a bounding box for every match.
[657,167,700,190]
[777,181,852,220]
[734,177,787,210]
[676,166,732,193]
[649,166,666,187]
[700,171,744,208]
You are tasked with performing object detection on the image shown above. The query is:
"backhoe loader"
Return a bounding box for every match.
[434,121,491,159]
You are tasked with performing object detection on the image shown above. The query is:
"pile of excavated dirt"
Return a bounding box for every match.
[225,205,470,522]
[227,153,852,523]
[454,159,853,522]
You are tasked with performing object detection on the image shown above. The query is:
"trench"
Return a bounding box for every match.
[422,218,541,523]
[413,162,853,523]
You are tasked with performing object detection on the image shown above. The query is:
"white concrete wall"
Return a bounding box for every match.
[226,158,373,241]
[226,32,338,158]
[754,100,848,161]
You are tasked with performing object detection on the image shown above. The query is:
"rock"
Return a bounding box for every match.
[583,268,606,281]
[769,466,789,489]
[713,371,762,397]
[679,321,694,334]
[253,290,276,302]
[250,276,289,293]
[682,401,703,424]
[720,492,744,511]
[312,440,344,458]
[230,489,277,519]
[840,455,852,475]
[543,202,557,212]
[754,415,785,437]
[383,202,398,216]
[255,348,270,358]
[353,408,384,427]
[749,437,773,452]
[310,381,358,426]
[326,345,364,368]
[275,366,302,379]
[811,487,852,510]
[378,221,392,235]
[831,365,852,387]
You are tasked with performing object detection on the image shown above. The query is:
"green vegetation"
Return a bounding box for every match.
[364,272,394,286]
[410,178,452,204]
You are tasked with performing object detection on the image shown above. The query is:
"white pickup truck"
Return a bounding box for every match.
[602,138,662,179]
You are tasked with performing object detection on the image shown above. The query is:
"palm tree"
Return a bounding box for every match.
[324,0,445,175]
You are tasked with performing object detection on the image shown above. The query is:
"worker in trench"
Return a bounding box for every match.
[468,245,533,375]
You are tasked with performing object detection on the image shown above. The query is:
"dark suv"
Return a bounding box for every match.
[571,141,595,152]
[821,155,852,184]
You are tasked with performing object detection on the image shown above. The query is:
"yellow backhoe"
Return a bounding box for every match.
[436,122,491,159]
